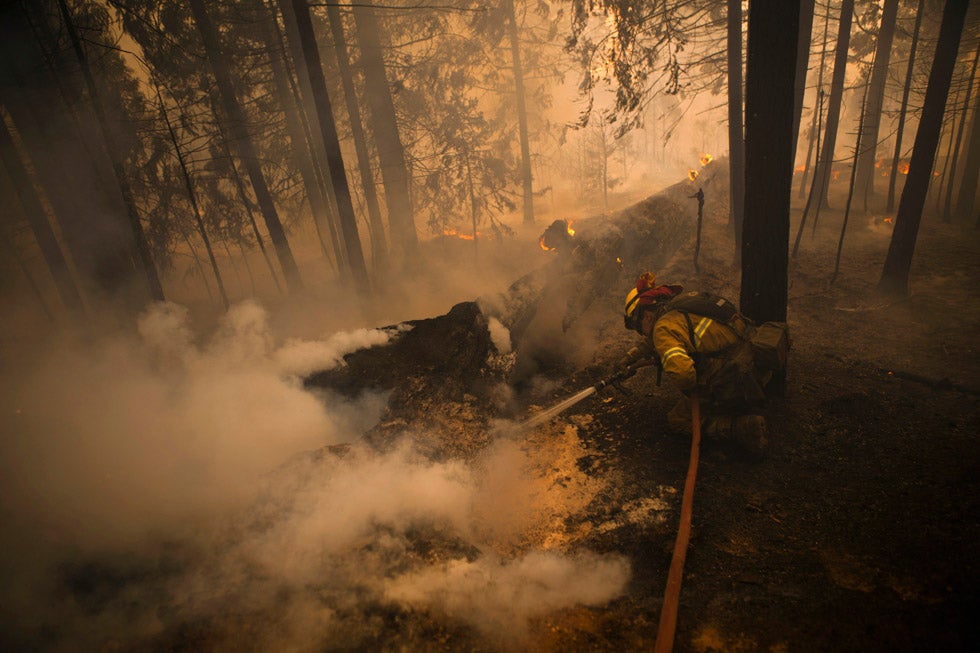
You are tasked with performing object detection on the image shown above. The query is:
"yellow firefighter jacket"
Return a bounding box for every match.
[650,308,755,394]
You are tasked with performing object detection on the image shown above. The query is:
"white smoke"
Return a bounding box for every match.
[0,300,396,547]
[0,299,630,650]
[385,551,630,635]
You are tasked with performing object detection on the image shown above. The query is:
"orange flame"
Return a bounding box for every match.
[795,164,806,173]
[443,229,478,241]
[699,153,713,166]
[566,222,575,237]
[883,217,894,224]
[832,170,841,181]
[539,236,554,251]
[688,169,699,181]
[899,162,910,175]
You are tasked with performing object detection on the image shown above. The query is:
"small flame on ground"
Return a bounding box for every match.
[832,170,841,181]
[539,237,554,251]
[688,169,699,181]
[699,153,713,166]
[566,222,575,237]
[883,217,894,224]
[899,162,910,175]
[443,229,478,241]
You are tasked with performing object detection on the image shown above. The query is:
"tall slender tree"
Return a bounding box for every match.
[290,0,369,291]
[814,0,855,211]
[352,4,418,259]
[799,2,833,199]
[792,0,816,167]
[154,83,228,309]
[505,0,535,226]
[0,114,85,314]
[58,0,164,302]
[943,44,980,221]
[727,0,745,259]
[325,2,387,266]
[741,0,799,324]
[854,0,899,208]
[878,0,970,297]
[261,8,338,266]
[956,61,980,223]
[886,0,925,213]
[189,0,303,292]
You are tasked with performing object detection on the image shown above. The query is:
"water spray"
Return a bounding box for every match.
[512,368,636,435]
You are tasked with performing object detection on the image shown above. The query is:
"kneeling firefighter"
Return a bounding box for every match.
[620,272,786,458]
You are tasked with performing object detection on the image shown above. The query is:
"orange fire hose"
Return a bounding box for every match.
[653,395,702,653]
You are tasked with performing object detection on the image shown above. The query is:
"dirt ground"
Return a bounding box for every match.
[10,176,977,653]
[519,189,980,652]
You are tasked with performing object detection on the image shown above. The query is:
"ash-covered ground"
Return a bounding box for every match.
[2,160,977,652]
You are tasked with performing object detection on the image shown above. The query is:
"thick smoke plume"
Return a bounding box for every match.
[0,299,630,650]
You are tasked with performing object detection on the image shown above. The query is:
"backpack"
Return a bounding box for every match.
[664,291,790,374]
[664,291,739,324]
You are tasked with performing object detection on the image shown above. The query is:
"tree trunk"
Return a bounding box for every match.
[854,0,899,208]
[793,88,824,257]
[262,9,339,267]
[0,116,85,314]
[505,0,535,226]
[213,115,284,294]
[274,0,347,275]
[291,0,370,292]
[727,0,745,259]
[887,0,924,214]
[834,64,874,282]
[791,0,816,167]
[741,0,799,324]
[814,0,855,211]
[943,44,980,221]
[799,3,832,199]
[933,83,961,212]
[352,4,418,258]
[878,0,969,297]
[156,85,229,309]
[189,0,303,292]
[58,0,164,302]
[956,57,980,223]
[326,2,388,266]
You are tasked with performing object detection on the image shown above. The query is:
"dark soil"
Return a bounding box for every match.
[16,170,977,652]
[527,186,980,651]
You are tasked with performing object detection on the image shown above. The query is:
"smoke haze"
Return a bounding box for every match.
[0,298,630,650]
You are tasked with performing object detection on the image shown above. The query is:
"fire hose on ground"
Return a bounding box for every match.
[654,394,701,653]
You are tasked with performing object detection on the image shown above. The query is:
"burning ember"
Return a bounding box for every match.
[539,219,575,251]
[699,153,713,166]
[442,229,478,241]
[883,217,894,224]
[687,169,699,181]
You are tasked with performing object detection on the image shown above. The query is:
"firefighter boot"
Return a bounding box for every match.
[732,415,769,460]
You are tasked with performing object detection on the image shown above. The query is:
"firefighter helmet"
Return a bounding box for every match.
[623,273,683,333]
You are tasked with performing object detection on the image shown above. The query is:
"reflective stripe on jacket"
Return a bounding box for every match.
[650,310,752,392]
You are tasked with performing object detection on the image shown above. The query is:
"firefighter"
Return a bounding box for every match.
[620,272,770,458]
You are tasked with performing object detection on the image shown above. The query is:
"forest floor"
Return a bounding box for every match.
[11,177,977,653]
[510,186,980,652]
